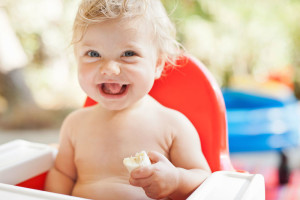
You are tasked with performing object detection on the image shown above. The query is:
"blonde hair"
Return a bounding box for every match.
[72,0,182,67]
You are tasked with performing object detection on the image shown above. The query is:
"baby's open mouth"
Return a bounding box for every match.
[101,83,128,95]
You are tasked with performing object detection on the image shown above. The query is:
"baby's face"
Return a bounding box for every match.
[74,18,162,110]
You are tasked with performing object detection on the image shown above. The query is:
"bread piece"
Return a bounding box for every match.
[123,151,151,173]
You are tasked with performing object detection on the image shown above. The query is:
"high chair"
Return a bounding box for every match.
[0,55,265,199]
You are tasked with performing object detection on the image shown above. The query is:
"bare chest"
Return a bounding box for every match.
[73,121,172,180]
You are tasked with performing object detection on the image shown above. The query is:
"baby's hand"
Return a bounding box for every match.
[129,151,179,199]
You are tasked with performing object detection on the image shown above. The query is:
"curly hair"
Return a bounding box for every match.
[72,0,182,67]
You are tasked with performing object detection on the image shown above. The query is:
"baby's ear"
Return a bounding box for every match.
[155,57,165,79]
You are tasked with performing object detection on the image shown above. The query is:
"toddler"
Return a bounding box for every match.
[45,0,211,199]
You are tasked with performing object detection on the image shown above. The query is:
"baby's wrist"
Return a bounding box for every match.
[175,167,182,189]
[169,167,183,198]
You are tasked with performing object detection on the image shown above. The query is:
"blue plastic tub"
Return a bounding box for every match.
[223,88,300,152]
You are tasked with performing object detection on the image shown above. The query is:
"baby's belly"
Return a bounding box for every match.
[72,176,153,200]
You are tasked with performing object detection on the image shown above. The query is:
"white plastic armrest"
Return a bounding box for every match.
[187,171,265,200]
[0,183,89,200]
[0,140,57,185]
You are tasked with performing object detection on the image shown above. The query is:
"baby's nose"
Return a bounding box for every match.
[100,61,120,76]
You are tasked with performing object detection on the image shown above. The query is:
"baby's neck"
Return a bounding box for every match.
[97,95,152,116]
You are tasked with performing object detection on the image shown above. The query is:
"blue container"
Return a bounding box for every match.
[223,88,300,152]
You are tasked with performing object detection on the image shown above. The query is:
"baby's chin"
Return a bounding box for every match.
[102,104,129,111]
[93,92,148,111]
[97,100,133,111]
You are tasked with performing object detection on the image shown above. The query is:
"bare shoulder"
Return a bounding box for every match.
[150,98,197,138]
[63,106,93,123]
[161,107,191,125]
[60,106,96,137]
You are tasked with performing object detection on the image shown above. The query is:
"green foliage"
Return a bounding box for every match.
[163,0,300,90]
[162,0,213,21]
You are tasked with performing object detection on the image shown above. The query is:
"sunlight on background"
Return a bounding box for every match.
[0,0,300,124]
[0,9,28,73]
[0,0,83,111]
[2,0,300,109]
[163,0,300,87]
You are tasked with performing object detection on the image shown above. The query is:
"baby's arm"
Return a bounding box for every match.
[130,111,211,200]
[45,114,77,195]
[167,113,211,199]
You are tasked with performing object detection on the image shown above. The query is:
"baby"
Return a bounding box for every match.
[45,0,211,199]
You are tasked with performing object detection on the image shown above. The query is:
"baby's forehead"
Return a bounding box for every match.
[82,18,154,42]
[74,18,159,53]
[87,21,137,34]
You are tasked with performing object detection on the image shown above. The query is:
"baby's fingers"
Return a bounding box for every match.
[129,176,152,188]
[131,165,153,179]
[147,151,168,164]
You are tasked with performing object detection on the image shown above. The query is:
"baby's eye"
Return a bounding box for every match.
[87,50,100,57]
[122,51,137,57]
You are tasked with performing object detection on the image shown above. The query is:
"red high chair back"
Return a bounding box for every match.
[84,55,234,172]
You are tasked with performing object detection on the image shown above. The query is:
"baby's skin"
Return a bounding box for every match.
[46,96,210,200]
[45,17,211,200]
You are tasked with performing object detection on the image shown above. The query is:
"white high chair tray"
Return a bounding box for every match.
[0,140,57,185]
[187,171,265,200]
[0,183,88,200]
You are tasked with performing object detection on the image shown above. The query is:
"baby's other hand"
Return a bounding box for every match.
[129,151,179,199]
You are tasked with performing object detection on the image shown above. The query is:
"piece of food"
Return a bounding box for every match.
[123,151,151,173]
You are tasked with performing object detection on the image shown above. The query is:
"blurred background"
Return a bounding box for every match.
[0,0,300,199]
